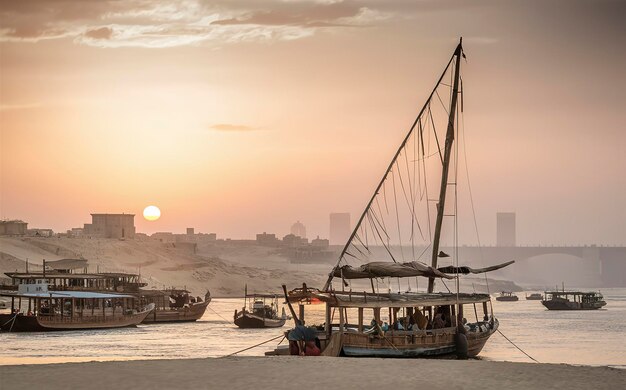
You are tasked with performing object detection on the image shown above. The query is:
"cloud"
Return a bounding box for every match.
[0,0,393,48]
[84,27,113,40]
[209,124,259,132]
[0,103,41,111]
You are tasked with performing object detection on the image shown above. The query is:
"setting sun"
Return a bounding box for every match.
[143,205,161,221]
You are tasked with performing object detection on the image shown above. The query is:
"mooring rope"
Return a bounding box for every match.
[497,329,539,363]
[206,305,233,324]
[1,312,18,328]
[219,334,285,358]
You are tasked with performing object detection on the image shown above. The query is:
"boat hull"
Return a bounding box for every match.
[234,312,286,328]
[541,300,606,310]
[496,296,519,301]
[0,306,153,332]
[142,299,210,323]
[337,320,497,359]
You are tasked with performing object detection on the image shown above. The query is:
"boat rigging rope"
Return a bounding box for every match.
[206,305,233,324]
[219,334,285,358]
[496,329,540,363]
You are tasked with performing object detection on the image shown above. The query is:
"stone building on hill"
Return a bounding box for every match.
[0,220,28,236]
[84,213,135,239]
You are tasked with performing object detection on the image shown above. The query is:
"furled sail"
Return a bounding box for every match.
[332,259,515,280]
[333,262,453,280]
[437,260,515,275]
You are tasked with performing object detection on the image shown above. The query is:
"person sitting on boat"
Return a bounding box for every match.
[365,318,385,337]
[392,319,405,331]
[432,313,445,329]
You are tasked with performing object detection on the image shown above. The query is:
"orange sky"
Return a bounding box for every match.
[1,0,625,244]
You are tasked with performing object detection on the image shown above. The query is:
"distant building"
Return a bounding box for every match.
[151,232,174,242]
[290,221,307,239]
[497,212,516,247]
[67,228,84,237]
[311,236,329,249]
[0,220,28,236]
[330,213,351,245]
[256,232,279,246]
[27,228,54,237]
[84,214,135,239]
[283,234,308,247]
[187,228,195,235]
[198,233,217,242]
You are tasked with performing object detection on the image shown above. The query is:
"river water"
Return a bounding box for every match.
[1,289,624,367]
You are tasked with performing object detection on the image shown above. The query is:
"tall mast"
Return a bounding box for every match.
[322,41,461,292]
[427,38,463,293]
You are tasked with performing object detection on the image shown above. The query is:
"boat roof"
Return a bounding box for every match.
[0,290,135,299]
[246,294,279,299]
[288,288,491,308]
[544,291,601,295]
[5,272,141,279]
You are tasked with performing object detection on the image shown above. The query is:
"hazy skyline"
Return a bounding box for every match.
[1,0,625,244]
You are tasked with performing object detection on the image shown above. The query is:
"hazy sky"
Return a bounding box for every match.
[1,0,624,244]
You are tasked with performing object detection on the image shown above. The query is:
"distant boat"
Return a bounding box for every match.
[525,293,542,300]
[496,291,519,301]
[0,282,154,332]
[234,287,286,328]
[541,290,606,310]
[140,288,211,323]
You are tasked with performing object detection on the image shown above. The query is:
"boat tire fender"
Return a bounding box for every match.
[455,332,468,360]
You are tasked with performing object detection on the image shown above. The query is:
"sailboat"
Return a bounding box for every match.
[271,38,513,358]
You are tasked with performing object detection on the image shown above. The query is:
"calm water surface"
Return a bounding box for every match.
[1,289,624,367]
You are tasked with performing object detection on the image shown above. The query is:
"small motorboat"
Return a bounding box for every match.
[234,286,286,328]
[496,291,519,301]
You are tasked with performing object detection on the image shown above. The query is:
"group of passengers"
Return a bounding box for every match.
[367,306,454,336]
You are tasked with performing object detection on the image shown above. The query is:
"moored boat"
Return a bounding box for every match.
[0,282,154,332]
[234,289,286,328]
[4,260,211,324]
[141,289,211,323]
[496,291,519,301]
[275,284,501,358]
[541,290,606,310]
[525,293,542,300]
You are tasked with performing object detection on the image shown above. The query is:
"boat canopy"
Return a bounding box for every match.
[0,290,135,299]
[332,260,514,280]
[288,287,491,308]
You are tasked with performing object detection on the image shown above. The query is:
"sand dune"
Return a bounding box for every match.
[0,237,325,296]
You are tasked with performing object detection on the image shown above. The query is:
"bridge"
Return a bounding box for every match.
[440,244,626,287]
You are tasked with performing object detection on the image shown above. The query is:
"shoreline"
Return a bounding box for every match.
[1,357,624,390]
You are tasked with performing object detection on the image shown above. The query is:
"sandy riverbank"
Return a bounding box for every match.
[1,357,624,390]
